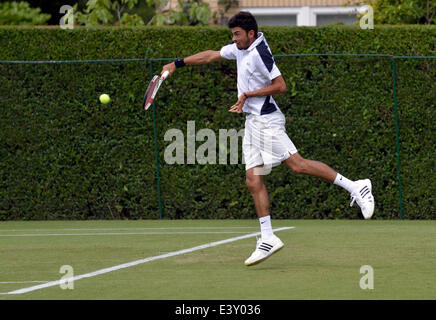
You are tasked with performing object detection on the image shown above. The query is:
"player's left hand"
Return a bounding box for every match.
[229,94,246,114]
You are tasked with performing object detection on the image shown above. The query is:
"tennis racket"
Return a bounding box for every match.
[143,70,170,110]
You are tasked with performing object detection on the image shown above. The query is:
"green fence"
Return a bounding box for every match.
[0,54,434,219]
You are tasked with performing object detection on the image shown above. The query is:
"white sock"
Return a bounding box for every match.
[259,215,274,240]
[334,173,357,194]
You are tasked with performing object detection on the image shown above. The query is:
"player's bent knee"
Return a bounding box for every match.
[245,177,256,189]
[285,154,308,175]
[246,177,262,192]
[290,166,301,174]
[287,161,307,175]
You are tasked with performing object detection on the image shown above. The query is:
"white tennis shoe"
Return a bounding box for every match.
[244,235,284,266]
[350,179,375,219]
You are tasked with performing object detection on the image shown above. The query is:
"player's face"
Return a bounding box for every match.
[231,27,255,50]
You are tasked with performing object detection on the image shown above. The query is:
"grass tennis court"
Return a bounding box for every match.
[0,219,435,300]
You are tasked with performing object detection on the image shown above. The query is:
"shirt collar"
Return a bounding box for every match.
[246,32,264,51]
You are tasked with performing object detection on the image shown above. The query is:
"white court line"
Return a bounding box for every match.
[0,281,49,284]
[0,231,256,237]
[2,226,294,295]
[0,227,259,233]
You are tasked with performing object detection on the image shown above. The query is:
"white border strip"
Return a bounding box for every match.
[0,227,259,232]
[0,231,258,237]
[3,227,294,295]
[0,281,49,284]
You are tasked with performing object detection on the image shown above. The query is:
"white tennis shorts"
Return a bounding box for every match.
[243,111,298,171]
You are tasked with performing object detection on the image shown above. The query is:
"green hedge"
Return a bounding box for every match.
[0,25,435,220]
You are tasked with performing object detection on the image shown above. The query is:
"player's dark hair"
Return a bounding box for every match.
[228,11,258,38]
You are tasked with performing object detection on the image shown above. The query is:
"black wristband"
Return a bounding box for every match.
[174,58,186,68]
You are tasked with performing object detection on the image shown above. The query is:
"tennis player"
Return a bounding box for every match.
[161,11,374,266]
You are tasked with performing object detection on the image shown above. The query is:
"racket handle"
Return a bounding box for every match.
[161,70,170,80]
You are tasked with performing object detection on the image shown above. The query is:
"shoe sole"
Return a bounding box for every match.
[245,243,284,267]
[363,179,374,220]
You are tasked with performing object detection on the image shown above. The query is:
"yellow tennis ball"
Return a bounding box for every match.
[99,94,110,104]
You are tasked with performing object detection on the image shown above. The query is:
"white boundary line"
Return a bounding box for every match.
[2,226,294,295]
[0,281,49,284]
[0,231,258,237]
[0,227,259,232]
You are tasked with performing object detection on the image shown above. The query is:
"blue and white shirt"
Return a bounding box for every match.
[220,32,282,116]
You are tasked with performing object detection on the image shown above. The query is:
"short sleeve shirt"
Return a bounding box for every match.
[220,33,282,116]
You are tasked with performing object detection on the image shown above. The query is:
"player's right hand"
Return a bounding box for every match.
[161,62,176,77]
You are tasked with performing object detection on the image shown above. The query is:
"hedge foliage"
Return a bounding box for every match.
[0,25,435,220]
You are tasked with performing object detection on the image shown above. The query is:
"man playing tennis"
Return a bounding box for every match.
[161,11,374,266]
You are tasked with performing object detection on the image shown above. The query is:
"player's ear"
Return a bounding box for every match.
[248,30,255,39]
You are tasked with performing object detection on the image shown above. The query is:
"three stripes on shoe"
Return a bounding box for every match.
[360,185,370,199]
[258,242,274,252]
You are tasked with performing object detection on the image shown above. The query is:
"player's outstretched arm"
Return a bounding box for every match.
[161,50,223,77]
